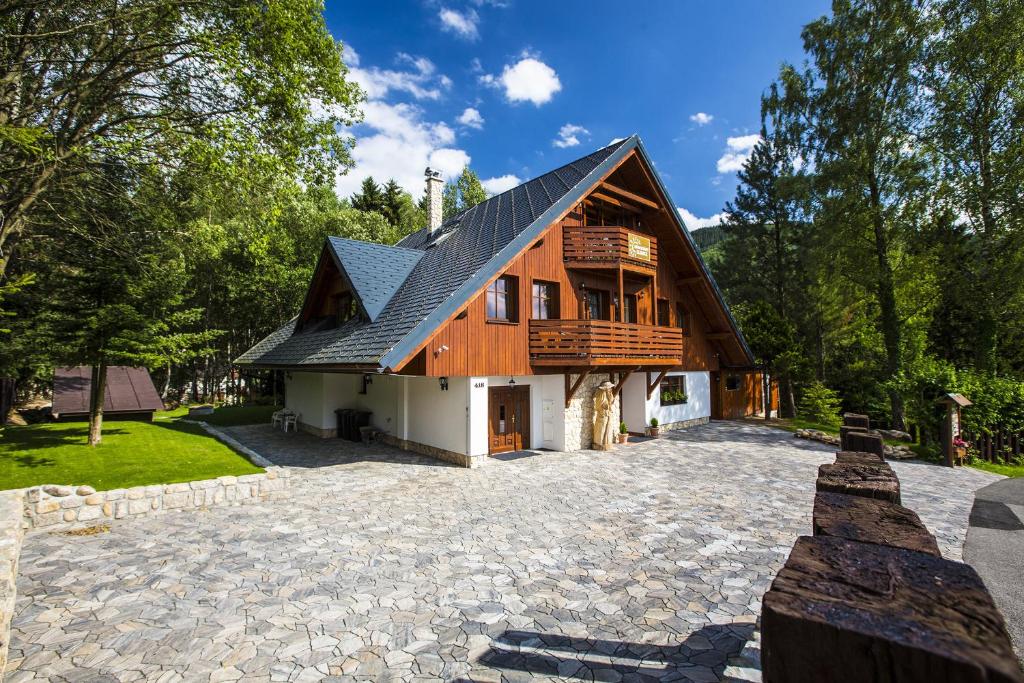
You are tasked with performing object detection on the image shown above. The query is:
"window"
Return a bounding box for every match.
[726,373,741,391]
[657,299,670,327]
[487,275,518,322]
[584,289,610,321]
[334,292,356,324]
[622,294,638,324]
[676,303,691,336]
[531,281,559,320]
[660,375,688,406]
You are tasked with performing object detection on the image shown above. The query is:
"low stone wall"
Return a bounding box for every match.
[381,435,484,468]
[21,468,290,532]
[661,415,710,432]
[0,490,25,682]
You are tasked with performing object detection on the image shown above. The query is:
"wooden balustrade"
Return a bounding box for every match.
[563,225,658,273]
[529,319,682,366]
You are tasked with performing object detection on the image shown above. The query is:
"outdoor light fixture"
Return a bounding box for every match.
[439,376,449,391]
[508,377,516,388]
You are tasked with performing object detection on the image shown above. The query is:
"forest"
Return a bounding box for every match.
[0,0,1021,453]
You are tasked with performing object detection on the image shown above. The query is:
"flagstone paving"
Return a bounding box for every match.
[6,422,998,682]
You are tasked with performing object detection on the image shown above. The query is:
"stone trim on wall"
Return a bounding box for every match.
[21,468,290,533]
[0,490,25,682]
[380,434,486,469]
[661,416,710,432]
[298,421,336,439]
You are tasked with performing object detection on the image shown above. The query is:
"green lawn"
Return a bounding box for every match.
[968,459,1024,478]
[1,417,264,492]
[155,403,279,427]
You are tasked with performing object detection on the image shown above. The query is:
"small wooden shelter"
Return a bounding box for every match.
[52,366,163,421]
[936,392,972,467]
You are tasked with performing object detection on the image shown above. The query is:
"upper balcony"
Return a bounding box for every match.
[529,319,682,367]
[563,225,658,275]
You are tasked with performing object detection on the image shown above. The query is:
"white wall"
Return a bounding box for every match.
[284,372,329,429]
[621,370,711,433]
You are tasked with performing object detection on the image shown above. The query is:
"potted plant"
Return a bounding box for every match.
[647,417,662,438]
[953,436,968,465]
[618,421,630,444]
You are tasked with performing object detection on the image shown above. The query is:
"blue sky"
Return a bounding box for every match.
[324,0,830,229]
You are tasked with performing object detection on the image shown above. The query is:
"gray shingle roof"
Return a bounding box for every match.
[236,135,754,369]
[236,137,633,369]
[327,237,423,322]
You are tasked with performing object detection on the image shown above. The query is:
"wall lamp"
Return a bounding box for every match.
[439,376,449,391]
[508,377,516,388]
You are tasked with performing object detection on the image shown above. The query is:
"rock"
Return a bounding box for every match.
[762,536,1022,683]
[75,485,96,496]
[876,429,912,442]
[812,492,940,556]
[842,412,870,429]
[817,461,901,504]
[835,451,884,465]
[62,510,77,522]
[84,494,104,505]
[42,485,72,497]
[35,500,60,514]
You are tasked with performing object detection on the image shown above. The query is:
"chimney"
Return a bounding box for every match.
[425,168,444,232]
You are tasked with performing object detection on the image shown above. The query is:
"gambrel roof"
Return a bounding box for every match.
[236,136,753,371]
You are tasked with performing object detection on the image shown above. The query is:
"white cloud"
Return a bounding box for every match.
[553,123,589,149]
[482,54,561,105]
[439,8,479,40]
[481,174,521,195]
[678,207,729,231]
[349,52,450,101]
[716,134,761,173]
[689,112,714,126]
[456,107,484,129]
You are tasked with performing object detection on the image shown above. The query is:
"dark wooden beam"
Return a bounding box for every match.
[589,191,642,214]
[677,275,704,287]
[646,370,669,400]
[599,182,659,210]
[564,369,593,408]
[707,331,733,340]
[613,367,640,398]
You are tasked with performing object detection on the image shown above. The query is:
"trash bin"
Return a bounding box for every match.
[353,411,372,440]
[334,409,354,439]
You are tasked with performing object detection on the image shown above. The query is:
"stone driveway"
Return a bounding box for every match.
[6,422,998,682]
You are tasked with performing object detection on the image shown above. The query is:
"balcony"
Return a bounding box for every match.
[563,225,658,274]
[529,319,683,366]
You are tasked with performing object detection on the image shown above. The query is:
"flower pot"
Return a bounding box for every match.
[646,426,662,438]
[617,433,630,444]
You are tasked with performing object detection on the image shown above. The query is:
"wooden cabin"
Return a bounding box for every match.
[237,136,769,467]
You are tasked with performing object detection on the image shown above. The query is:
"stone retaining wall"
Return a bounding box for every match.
[0,490,25,682]
[660,416,710,432]
[21,468,290,532]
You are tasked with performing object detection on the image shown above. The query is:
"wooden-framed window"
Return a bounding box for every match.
[656,299,670,327]
[584,289,610,321]
[334,292,356,325]
[725,373,741,391]
[676,303,692,336]
[660,375,688,406]
[531,281,559,320]
[486,275,518,322]
[622,293,638,324]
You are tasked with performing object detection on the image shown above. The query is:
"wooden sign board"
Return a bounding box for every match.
[627,233,651,261]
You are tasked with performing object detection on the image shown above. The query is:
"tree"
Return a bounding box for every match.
[0,0,362,276]
[350,177,386,216]
[442,168,488,217]
[797,0,929,429]
[924,0,1024,372]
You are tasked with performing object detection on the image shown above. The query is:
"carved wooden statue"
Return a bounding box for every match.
[592,380,617,450]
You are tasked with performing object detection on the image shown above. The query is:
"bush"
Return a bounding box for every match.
[798,382,842,427]
[650,417,659,427]
[619,421,628,434]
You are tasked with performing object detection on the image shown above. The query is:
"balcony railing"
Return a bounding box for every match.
[563,225,658,273]
[529,319,683,366]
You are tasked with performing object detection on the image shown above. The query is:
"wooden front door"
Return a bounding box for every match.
[488,386,531,454]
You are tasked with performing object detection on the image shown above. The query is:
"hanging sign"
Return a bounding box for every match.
[627,233,651,261]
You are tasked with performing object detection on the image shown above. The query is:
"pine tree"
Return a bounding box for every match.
[350,177,385,215]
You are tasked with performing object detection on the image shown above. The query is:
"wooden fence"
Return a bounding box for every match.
[962,429,1022,464]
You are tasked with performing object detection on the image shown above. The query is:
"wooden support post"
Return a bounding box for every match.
[564,369,593,409]
[617,266,625,323]
[646,370,668,400]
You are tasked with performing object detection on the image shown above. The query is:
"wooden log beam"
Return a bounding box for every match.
[839,425,868,450]
[817,461,901,504]
[646,370,668,400]
[706,332,733,340]
[761,536,1021,683]
[835,451,884,465]
[812,491,940,556]
[598,181,660,209]
[842,412,871,429]
[677,275,704,287]
[846,431,885,459]
[564,369,593,408]
[589,191,642,214]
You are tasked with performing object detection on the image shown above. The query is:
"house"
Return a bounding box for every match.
[52,366,164,421]
[237,136,768,466]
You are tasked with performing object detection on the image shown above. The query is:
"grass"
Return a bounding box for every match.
[0,404,274,492]
[967,459,1024,478]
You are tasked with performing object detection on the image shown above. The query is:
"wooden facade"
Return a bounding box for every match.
[399,150,746,379]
